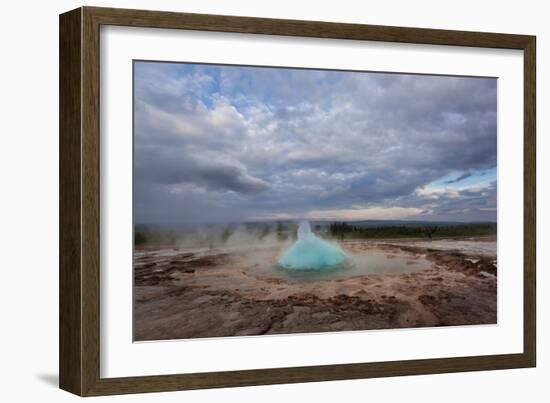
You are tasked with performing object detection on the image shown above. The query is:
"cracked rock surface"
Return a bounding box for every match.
[134,237,497,341]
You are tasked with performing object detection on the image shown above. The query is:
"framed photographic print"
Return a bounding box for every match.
[59,6,536,396]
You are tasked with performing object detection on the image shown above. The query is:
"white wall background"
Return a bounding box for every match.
[0,0,546,401]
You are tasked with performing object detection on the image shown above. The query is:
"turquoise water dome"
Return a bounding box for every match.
[278,221,348,270]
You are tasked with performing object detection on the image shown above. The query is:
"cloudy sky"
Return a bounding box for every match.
[134,61,497,224]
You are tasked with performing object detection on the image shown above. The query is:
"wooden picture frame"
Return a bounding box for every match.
[59,6,536,396]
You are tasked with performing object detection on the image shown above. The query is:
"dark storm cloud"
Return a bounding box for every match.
[134,62,497,224]
[136,146,270,194]
[446,172,473,184]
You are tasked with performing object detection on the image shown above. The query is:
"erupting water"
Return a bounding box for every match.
[278,221,348,270]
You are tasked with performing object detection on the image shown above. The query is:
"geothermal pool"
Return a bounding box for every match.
[267,248,432,282]
[269,221,433,282]
[135,242,435,284]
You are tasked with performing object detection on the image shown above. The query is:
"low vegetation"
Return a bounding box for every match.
[327,222,496,240]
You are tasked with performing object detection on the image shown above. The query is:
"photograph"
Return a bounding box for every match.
[132,61,498,341]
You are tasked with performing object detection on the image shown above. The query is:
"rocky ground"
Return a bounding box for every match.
[134,236,497,341]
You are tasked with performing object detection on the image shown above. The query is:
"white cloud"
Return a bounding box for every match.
[305,207,425,221]
[251,207,425,221]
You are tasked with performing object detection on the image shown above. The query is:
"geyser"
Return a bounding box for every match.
[278,221,347,270]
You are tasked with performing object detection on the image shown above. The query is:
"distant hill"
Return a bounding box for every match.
[134,219,497,246]
[136,219,496,231]
[309,219,496,228]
